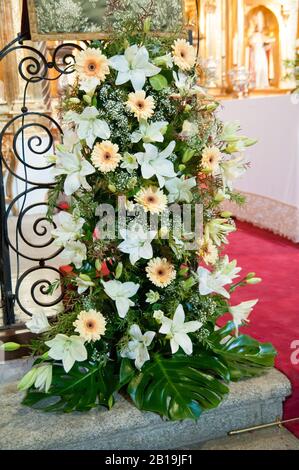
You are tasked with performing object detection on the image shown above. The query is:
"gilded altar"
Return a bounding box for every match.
[185,0,299,95]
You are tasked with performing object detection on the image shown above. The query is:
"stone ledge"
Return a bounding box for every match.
[0,359,292,450]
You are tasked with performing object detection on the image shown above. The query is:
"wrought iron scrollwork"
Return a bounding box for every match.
[0,36,82,325]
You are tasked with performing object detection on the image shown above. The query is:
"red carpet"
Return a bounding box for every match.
[219,221,299,438]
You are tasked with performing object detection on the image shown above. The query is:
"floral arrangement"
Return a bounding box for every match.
[3,23,276,420]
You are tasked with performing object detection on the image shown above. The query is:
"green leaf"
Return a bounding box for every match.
[125,353,229,421]
[210,322,277,380]
[119,358,136,386]
[22,360,120,412]
[149,74,168,91]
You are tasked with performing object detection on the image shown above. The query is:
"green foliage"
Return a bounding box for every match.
[209,322,276,380]
[22,360,119,412]
[121,353,229,420]
[149,74,168,91]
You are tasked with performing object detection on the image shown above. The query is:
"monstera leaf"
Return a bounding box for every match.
[121,352,229,421]
[22,360,119,412]
[210,321,276,380]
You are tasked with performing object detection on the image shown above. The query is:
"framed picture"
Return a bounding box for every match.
[27,0,187,41]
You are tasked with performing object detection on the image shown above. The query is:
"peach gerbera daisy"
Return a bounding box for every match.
[201,146,221,174]
[75,48,110,84]
[146,258,176,288]
[73,309,106,342]
[91,140,121,173]
[135,186,168,214]
[126,91,155,121]
[172,39,196,71]
[197,238,218,266]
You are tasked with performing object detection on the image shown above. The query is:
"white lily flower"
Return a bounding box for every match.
[173,71,205,95]
[153,53,173,69]
[118,224,157,265]
[33,364,53,393]
[79,76,100,94]
[218,255,242,284]
[205,218,235,246]
[18,363,53,393]
[220,156,247,190]
[120,152,139,173]
[64,106,110,149]
[229,299,258,336]
[197,256,240,299]
[25,311,51,334]
[165,176,196,203]
[120,324,155,370]
[109,44,160,91]
[159,304,202,355]
[60,240,87,269]
[102,279,140,318]
[45,334,88,373]
[51,211,85,247]
[220,121,241,142]
[62,128,80,151]
[75,275,95,294]
[131,120,168,144]
[135,141,177,188]
[53,144,95,196]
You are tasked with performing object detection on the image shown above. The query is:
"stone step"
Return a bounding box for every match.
[0,358,291,450]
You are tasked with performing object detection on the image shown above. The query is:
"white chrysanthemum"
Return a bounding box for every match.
[146,257,176,288]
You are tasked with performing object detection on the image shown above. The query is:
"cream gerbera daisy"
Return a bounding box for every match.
[75,48,110,83]
[201,146,221,174]
[126,91,155,121]
[91,140,121,173]
[135,186,168,214]
[172,39,196,71]
[73,309,106,342]
[146,258,176,288]
[197,238,218,266]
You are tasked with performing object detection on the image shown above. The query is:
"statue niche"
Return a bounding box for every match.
[245,6,280,89]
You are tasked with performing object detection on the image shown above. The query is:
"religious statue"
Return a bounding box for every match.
[248,11,275,89]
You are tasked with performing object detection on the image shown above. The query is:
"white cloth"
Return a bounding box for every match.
[219,95,299,242]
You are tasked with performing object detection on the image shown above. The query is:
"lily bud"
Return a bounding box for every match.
[182,148,196,163]
[83,94,92,105]
[0,342,21,352]
[69,97,80,104]
[18,368,38,391]
[95,259,102,271]
[247,277,262,285]
[79,273,92,282]
[221,211,232,218]
[115,262,123,279]
[183,277,196,290]
[108,184,116,193]
[246,272,256,279]
[178,164,186,172]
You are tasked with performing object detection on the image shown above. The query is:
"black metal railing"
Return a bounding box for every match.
[0,35,82,327]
